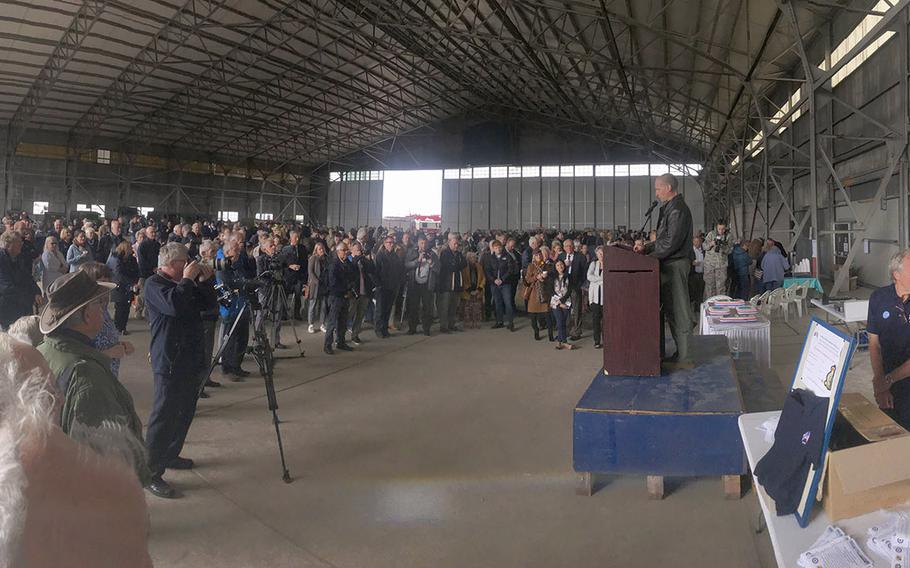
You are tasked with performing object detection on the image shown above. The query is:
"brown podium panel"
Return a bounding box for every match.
[603,247,660,377]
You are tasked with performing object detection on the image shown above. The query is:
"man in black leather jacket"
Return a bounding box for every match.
[637,173,695,364]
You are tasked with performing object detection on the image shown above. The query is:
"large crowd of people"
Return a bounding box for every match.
[0,185,796,506]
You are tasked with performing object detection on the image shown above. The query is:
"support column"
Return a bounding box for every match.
[0,127,11,214]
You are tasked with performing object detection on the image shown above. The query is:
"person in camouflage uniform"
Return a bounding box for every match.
[702,221,731,299]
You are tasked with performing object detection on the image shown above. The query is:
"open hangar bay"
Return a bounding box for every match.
[0,0,906,566]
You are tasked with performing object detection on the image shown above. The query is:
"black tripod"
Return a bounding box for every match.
[256,272,305,358]
[199,297,292,483]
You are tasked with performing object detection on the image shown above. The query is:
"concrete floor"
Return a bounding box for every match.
[111,289,876,568]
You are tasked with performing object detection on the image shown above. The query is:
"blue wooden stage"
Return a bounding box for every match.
[573,336,748,497]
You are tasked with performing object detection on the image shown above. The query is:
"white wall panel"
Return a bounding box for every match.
[542,177,559,228]
[574,177,594,229]
[596,178,613,229]
[458,179,472,234]
[368,180,383,226]
[614,177,629,229]
[559,177,573,228]
[441,179,459,232]
[521,178,541,229]
[507,178,522,229]
[327,181,340,226]
[489,178,508,229]
[472,178,490,230]
[358,182,370,226]
[630,177,652,231]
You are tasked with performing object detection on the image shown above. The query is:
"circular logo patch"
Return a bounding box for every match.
[884,310,891,319]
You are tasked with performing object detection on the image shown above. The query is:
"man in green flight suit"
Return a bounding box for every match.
[635,173,695,364]
[37,270,150,484]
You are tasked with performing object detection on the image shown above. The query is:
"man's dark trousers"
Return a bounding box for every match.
[221,310,250,372]
[374,287,395,335]
[147,372,199,478]
[660,257,693,361]
[324,295,349,348]
[491,283,514,324]
[406,282,433,333]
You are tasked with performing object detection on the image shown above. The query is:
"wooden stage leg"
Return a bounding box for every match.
[724,475,742,500]
[647,476,664,500]
[576,472,592,496]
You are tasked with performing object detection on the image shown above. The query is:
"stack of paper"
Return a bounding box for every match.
[713,299,746,307]
[717,315,759,323]
[706,307,731,317]
[867,511,910,567]
[798,525,873,567]
[736,306,759,316]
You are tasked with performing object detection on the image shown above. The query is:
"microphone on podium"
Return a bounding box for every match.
[638,200,659,233]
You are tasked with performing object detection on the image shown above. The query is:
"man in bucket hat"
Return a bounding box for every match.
[36,270,150,484]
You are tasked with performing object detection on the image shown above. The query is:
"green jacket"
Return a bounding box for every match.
[38,330,150,484]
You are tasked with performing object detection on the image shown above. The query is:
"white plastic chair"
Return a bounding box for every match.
[783,284,808,319]
[749,291,770,308]
[762,288,787,319]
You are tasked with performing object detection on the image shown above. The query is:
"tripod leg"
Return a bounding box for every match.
[197,308,246,399]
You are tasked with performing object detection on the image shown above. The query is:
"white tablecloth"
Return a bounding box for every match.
[739,411,891,567]
[699,304,772,368]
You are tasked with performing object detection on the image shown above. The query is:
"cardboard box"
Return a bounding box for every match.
[823,393,910,521]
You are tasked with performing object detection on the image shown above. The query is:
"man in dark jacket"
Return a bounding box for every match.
[282,230,308,320]
[404,236,438,336]
[349,241,374,344]
[98,219,124,263]
[729,239,753,300]
[136,225,161,319]
[558,239,586,340]
[323,243,354,354]
[0,230,41,329]
[143,242,217,499]
[485,240,517,331]
[373,236,404,338]
[637,173,695,364]
[437,234,468,333]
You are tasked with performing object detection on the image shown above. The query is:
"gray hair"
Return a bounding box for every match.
[890,249,910,281]
[656,173,679,192]
[199,239,216,256]
[8,316,42,347]
[0,230,22,250]
[528,237,538,248]
[0,334,56,563]
[158,242,188,268]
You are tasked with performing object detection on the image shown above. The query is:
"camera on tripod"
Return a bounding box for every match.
[213,279,265,310]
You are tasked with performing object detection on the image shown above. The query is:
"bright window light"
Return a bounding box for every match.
[541,166,559,177]
[521,166,540,177]
[508,166,522,178]
[473,167,489,179]
[329,172,341,182]
[96,149,111,165]
[629,164,649,176]
[559,165,574,177]
[490,166,508,178]
[650,164,670,176]
[218,211,239,222]
[460,168,473,179]
[575,165,593,177]
[595,165,614,177]
[255,213,274,221]
[295,214,305,222]
[76,203,105,215]
[443,169,460,179]
[383,170,442,218]
[138,206,154,217]
[32,201,49,215]
[614,165,629,177]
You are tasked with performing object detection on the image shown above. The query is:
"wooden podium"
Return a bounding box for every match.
[602,246,660,377]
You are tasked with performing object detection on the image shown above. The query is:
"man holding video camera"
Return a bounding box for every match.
[216,235,253,380]
[703,221,730,299]
[256,236,299,349]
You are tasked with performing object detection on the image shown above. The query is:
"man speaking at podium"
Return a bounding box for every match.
[634,173,694,364]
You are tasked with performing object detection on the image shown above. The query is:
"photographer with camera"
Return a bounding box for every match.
[215,235,252,380]
[324,242,355,355]
[404,235,438,336]
[144,242,217,499]
[255,236,297,349]
[282,230,308,321]
[703,221,731,299]
[349,241,374,345]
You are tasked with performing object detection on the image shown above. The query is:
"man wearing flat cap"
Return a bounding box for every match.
[36,270,150,483]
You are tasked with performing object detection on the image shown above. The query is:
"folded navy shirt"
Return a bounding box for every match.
[755,388,829,516]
